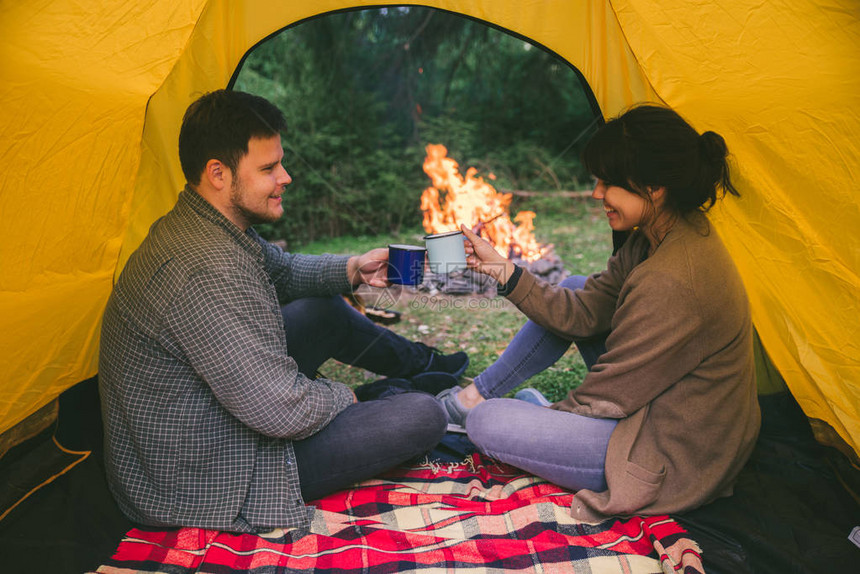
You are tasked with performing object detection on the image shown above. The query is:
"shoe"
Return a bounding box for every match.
[354,372,459,402]
[435,386,471,427]
[514,387,551,407]
[409,371,460,395]
[354,378,413,402]
[417,343,469,378]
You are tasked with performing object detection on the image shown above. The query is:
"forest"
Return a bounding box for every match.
[233,6,600,247]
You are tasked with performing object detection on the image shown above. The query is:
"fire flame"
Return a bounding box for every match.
[420,144,549,262]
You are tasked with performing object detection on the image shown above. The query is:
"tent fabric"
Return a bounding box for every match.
[1,1,859,455]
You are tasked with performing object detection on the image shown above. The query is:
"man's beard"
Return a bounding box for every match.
[229,177,282,227]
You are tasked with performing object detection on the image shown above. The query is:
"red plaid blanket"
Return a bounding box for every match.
[93,454,703,573]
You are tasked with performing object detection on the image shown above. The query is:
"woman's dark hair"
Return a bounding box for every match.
[582,104,739,213]
[178,89,287,185]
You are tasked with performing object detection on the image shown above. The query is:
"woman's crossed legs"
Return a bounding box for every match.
[466,399,616,492]
[464,274,616,492]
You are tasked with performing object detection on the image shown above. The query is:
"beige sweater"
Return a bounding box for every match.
[506,214,760,522]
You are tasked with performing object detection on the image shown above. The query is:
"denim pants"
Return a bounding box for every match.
[466,275,617,492]
[293,392,446,501]
[281,295,446,501]
[281,294,429,379]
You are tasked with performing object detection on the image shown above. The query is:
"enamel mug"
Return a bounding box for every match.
[387,244,426,285]
[424,230,467,274]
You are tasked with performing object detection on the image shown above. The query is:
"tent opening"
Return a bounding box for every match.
[228,5,603,251]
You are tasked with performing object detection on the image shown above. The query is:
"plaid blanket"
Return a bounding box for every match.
[93,454,703,573]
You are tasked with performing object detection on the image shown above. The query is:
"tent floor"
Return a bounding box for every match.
[1,379,858,573]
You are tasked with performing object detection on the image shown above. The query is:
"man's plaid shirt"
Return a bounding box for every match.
[99,187,355,532]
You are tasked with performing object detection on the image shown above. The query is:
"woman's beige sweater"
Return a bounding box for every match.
[506,214,760,522]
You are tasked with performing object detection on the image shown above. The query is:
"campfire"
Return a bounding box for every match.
[419,144,568,293]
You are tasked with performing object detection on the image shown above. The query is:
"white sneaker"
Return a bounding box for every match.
[514,387,551,407]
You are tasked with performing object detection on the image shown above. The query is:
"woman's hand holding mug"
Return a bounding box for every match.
[460,224,516,285]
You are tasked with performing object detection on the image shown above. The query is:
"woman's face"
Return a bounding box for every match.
[591,178,651,232]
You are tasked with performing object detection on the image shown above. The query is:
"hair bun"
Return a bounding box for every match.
[698,131,728,163]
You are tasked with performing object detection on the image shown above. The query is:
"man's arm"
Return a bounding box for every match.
[255,233,353,302]
[256,233,390,299]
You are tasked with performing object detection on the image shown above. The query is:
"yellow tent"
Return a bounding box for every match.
[1,0,858,456]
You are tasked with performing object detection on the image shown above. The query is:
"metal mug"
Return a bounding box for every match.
[424,230,467,274]
[387,244,426,285]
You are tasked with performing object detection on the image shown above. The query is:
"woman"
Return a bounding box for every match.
[439,104,761,521]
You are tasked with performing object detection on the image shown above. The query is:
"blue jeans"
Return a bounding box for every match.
[281,295,429,379]
[282,296,446,500]
[467,275,617,492]
[293,392,446,501]
[473,275,606,398]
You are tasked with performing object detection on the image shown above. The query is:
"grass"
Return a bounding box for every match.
[296,194,611,402]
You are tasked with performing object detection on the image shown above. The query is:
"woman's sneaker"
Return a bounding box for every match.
[514,387,551,407]
[435,386,471,432]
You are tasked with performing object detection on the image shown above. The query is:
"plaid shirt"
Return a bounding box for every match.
[99,187,355,532]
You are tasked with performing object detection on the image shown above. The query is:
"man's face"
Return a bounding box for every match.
[226,135,291,230]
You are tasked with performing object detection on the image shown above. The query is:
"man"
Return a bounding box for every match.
[99,90,462,533]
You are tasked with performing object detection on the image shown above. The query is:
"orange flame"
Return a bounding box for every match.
[420,144,549,262]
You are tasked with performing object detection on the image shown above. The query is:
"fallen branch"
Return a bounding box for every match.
[501,189,592,198]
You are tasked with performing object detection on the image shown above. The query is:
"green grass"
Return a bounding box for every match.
[296,195,611,402]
